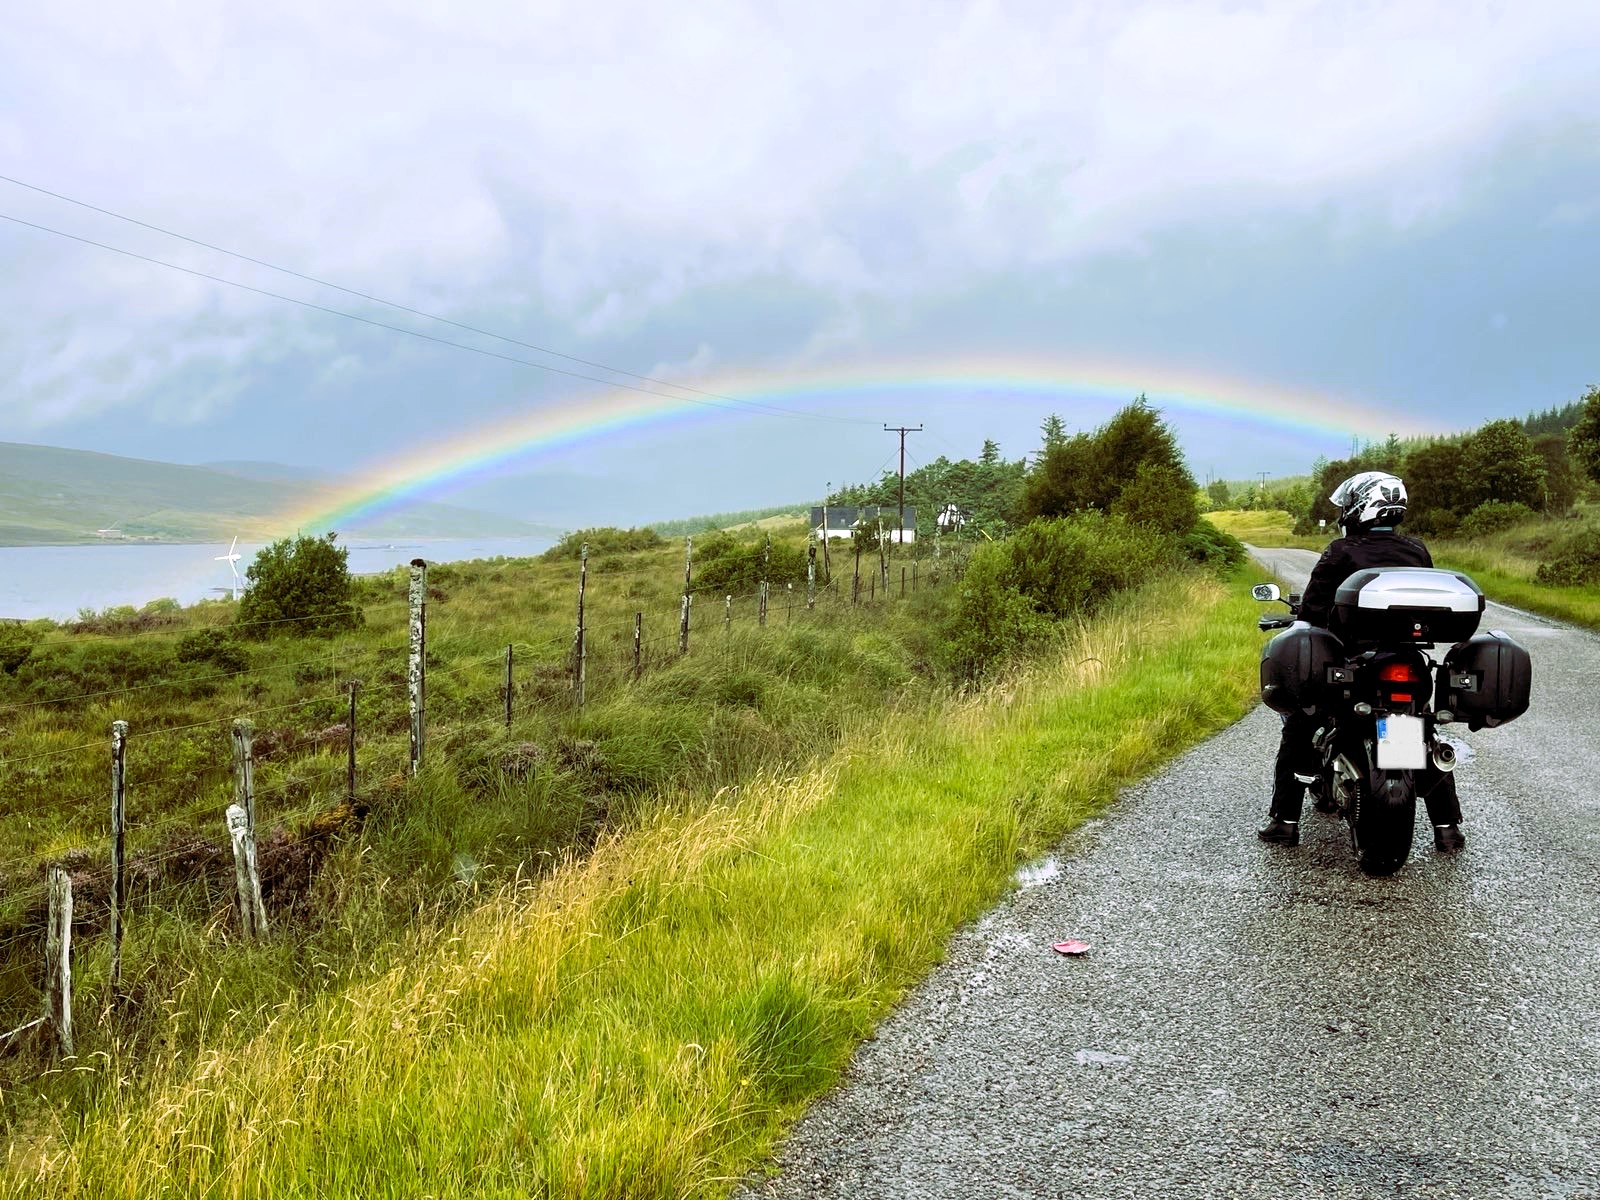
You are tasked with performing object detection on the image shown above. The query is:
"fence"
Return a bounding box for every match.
[0,535,967,1058]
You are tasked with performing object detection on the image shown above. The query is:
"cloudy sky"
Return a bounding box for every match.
[2,0,1598,527]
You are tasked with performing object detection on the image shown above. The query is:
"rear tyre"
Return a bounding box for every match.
[1349,739,1415,876]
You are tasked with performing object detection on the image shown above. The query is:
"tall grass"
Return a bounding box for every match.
[5,570,1263,1199]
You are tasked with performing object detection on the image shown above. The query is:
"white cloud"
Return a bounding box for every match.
[2,0,1598,430]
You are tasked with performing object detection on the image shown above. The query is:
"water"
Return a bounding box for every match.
[0,536,556,621]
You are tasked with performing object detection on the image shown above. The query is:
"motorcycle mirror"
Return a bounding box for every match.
[1252,583,1281,602]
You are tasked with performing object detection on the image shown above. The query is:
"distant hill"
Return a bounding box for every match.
[196,459,331,483]
[0,441,554,545]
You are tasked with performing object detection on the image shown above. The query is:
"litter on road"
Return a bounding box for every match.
[1051,939,1091,955]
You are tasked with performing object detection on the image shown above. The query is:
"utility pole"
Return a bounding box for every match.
[883,425,922,547]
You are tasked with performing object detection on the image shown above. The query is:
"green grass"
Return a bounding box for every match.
[3,568,1262,1199]
[1203,509,1331,551]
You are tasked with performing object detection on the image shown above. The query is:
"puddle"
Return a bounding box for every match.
[1013,856,1061,889]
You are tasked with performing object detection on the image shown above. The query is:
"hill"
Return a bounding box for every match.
[0,441,553,544]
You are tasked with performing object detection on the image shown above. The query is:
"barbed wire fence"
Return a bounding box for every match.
[0,531,968,1058]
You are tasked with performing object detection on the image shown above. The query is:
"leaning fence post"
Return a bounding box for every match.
[807,538,816,610]
[346,681,359,807]
[46,867,72,1056]
[231,718,256,831]
[679,537,693,654]
[226,802,266,940]
[574,544,588,706]
[408,558,427,774]
[109,719,127,993]
[633,612,643,680]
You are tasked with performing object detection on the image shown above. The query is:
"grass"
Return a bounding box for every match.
[1203,509,1331,552]
[2,567,1263,1199]
[0,530,973,1129]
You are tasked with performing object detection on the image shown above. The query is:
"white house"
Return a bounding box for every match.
[809,504,918,543]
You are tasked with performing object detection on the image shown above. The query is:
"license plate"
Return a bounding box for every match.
[1376,714,1427,770]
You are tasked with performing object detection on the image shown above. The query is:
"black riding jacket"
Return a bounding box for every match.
[1298,528,1433,630]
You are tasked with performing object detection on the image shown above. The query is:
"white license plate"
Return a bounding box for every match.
[1376,714,1427,770]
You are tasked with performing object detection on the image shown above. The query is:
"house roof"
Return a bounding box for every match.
[809,504,918,530]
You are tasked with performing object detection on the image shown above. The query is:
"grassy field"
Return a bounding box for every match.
[1204,509,1331,552]
[3,567,1263,1198]
[0,525,978,1125]
[1209,507,1600,631]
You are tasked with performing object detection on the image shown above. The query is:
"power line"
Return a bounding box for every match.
[0,173,849,421]
[0,209,869,428]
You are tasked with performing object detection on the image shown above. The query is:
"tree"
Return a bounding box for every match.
[1112,463,1200,535]
[1570,385,1600,487]
[1400,442,1466,535]
[979,439,1002,469]
[1205,480,1232,509]
[1039,414,1067,457]
[236,532,363,638]
[1461,420,1546,509]
[1533,433,1580,514]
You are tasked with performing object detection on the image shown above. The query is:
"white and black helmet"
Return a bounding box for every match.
[1330,471,1408,533]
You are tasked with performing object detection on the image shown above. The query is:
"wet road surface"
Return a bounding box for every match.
[743,548,1600,1199]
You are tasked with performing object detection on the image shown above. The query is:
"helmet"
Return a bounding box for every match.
[1330,471,1407,533]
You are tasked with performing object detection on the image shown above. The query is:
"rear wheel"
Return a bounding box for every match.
[1348,738,1416,875]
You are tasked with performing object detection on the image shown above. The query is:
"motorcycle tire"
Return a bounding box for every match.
[1348,738,1416,876]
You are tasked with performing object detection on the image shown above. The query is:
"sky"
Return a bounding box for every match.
[2,0,1599,529]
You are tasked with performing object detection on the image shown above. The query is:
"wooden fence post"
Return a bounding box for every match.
[633,612,643,680]
[759,581,768,627]
[786,582,793,623]
[109,719,127,993]
[408,558,427,774]
[807,538,816,610]
[724,594,732,631]
[679,537,693,654]
[232,719,256,831]
[913,562,918,592]
[503,645,513,728]
[346,681,359,808]
[46,868,72,1056]
[870,573,875,601]
[574,544,588,706]
[877,518,886,593]
[901,566,907,598]
[853,538,862,605]
[226,803,266,940]
[821,493,832,584]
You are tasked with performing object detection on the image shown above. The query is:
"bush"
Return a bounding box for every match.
[1535,526,1600,587]
[0,624,35,675]
[1183,521,1246,569]
[692,533,808,596]
[176,628,250,673]
[1457,501,1538,539]
[236,533,363,638]
[1111,462,1200,535]
[939,515,1176,681]
[542,527,664,560]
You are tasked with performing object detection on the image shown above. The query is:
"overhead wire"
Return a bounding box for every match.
[0,173,863,422]
[0,210,870,428]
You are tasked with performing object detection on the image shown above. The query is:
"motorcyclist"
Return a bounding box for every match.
[1257,471,1467,852]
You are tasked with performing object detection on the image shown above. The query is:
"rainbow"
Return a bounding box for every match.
[280,355,1438,534]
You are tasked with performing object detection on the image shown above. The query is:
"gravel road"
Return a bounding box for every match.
[744,548,1600,1199]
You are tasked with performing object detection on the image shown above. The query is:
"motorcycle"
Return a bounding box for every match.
[1253,568,1531,874]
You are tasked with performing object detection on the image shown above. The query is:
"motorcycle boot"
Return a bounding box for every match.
[1422,770,1465,852]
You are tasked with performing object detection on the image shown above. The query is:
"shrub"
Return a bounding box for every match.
[939,514,1176,681]
[236,533,363,638]
[542,527,664,560]
[1535,526,1600,587]
[0,624,35,675]
[1457,501,1539,539]
[176,629,250,673]
[1112,462,1200,535]
[692,533,808,596]
[1183,521,1246,569]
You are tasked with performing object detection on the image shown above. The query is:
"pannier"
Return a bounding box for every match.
[1332,568,1484,647]
[1438,631,1532,729]
[1261,625,1344,714]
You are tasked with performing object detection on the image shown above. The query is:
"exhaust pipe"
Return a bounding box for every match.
[1431,740,1457,773]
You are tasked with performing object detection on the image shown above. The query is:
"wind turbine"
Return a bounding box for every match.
[215,536,243,600]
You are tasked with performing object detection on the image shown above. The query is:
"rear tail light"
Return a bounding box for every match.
[1379,662,1419,683]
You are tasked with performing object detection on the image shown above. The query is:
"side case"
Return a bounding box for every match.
[1439,631,1532,729]
[1260,626,1344,714]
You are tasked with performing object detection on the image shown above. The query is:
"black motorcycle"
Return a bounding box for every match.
[1254,568,1531,874]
